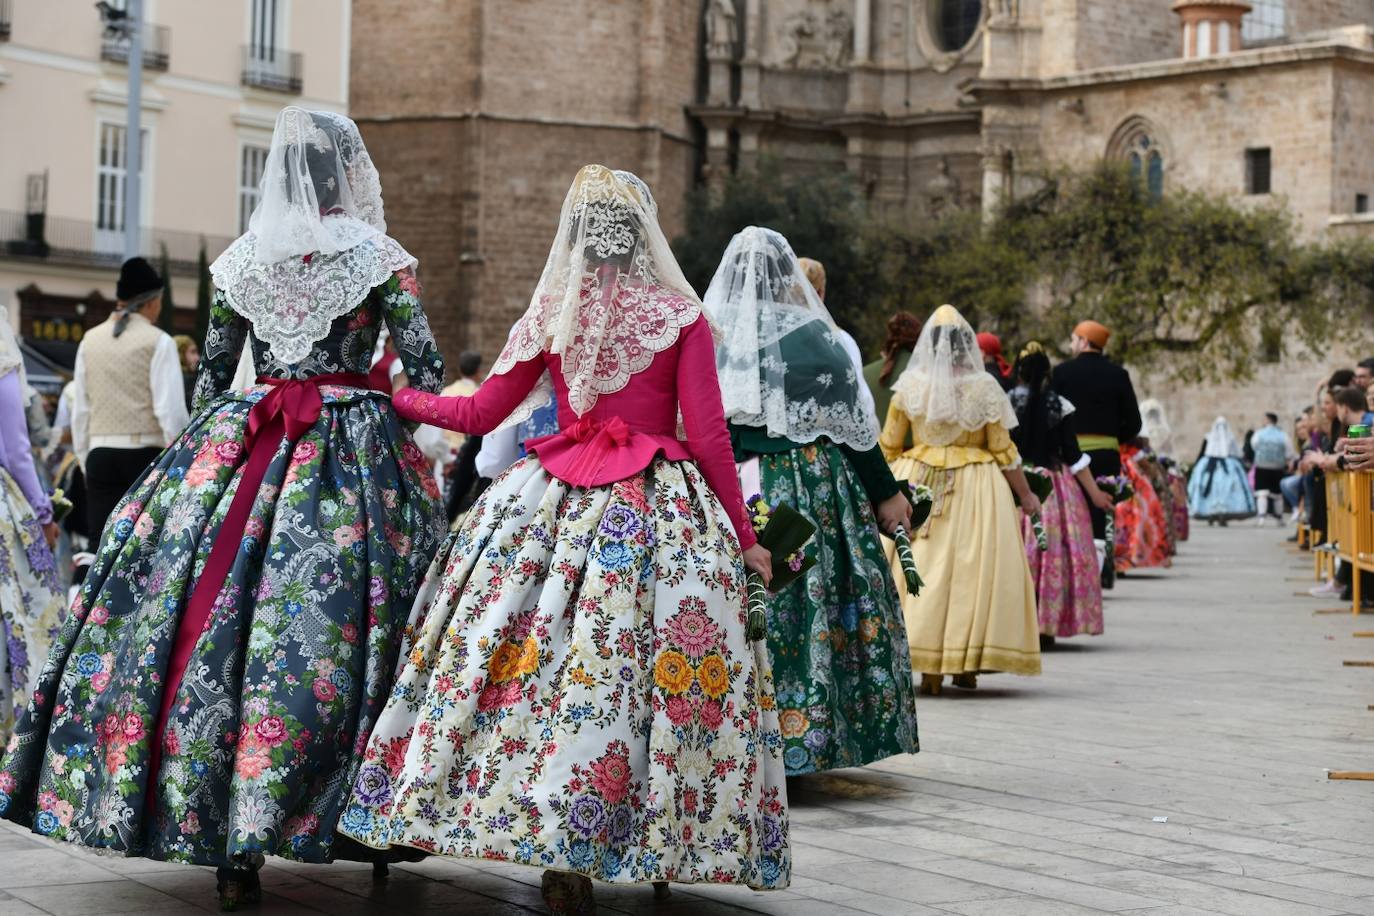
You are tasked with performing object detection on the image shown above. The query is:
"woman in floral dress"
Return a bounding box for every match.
[0,308,65,743]
[0,108,445,908]
[336,166,789,914]
[1009,343,1111,644]
[881,305,1042,694]
[702,226,917,775]
[1115,442,1173,571]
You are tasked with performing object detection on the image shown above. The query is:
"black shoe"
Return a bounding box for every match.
[1039,634,1057,651]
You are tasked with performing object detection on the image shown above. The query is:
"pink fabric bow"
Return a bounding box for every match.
[563,415,632,483]
[567,414,630,446]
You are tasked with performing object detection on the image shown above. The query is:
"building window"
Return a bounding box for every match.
[1126,135,1165,200]
[249,0,279,60]
[1245,147,1271,195]
[1108,117,1169,199]
[931,0,982,52]
[1357,194,1369,215]
[96,122,147,252]
[1243,0,1285,42]
[238,144,268,234]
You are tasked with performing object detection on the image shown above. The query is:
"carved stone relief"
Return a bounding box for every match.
[769,0,854,70]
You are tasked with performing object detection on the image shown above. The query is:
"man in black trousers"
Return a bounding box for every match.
[1051,319,1142,587]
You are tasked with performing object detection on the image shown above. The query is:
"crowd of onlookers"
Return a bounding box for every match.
[1266,358,1374,601]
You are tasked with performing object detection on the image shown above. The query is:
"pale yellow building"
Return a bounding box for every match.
[0,0,350,357]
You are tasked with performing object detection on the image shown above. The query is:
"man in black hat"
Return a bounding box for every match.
[72,256,190,540]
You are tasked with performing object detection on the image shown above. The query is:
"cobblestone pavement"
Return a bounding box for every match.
[3,523,1373,915]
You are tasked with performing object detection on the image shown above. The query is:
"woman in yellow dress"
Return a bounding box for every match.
[882,305,1042,694]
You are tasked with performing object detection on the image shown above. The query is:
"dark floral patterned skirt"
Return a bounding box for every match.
[755,442,918,775]
[337,456,790,890]
[0,384,443,867]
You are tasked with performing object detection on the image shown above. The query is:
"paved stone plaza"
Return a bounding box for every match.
[1,524,1371,915]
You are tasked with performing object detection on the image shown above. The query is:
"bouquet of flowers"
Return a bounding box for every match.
[744,495,818,641]
[891,482,933,595]
[1094,474,1136,554]
[48,487,73,524]
[1015,466,1054,551]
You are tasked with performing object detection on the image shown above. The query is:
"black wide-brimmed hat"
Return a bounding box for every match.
[116,256,163,303]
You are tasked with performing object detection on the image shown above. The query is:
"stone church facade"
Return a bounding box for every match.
[352,0,1374,450]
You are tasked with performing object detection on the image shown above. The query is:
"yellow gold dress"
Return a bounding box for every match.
[881,404,1041,677]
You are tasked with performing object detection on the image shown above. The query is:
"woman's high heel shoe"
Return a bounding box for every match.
[950,672,978,690]
[541,870,596,915]
[919,673,943,696]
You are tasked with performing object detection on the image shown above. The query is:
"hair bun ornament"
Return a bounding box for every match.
[1019,340,1045,361]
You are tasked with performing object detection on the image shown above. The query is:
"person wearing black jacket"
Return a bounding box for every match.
[1050,320,1142,584]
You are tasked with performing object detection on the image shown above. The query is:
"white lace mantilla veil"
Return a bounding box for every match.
[486,164,705,429]
[209,106,416,365]
[1140,397,1175,457]
[891,303,1018,446]
[702,226,879,450]
[1203,416,1240,459]
[0,305,23,385]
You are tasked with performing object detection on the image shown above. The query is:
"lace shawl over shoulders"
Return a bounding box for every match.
[209,235,416,366]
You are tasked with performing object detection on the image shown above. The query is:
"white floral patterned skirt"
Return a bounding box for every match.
[336,456,791,889]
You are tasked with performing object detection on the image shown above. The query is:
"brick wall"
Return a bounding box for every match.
[351,0,701,377]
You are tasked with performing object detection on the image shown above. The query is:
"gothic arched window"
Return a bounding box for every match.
[1108,117,1168,200]
[932,0,983,52]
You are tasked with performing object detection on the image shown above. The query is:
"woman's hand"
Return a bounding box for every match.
[876,492,912,536]
[42,522,59,549]
[1088,486,1115,512]
[743,543,773,586]
[1019,493,1042,518]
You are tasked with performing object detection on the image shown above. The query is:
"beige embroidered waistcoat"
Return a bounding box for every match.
[82,314,164,438]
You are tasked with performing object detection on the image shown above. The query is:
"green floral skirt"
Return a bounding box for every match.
[756,441,918,775]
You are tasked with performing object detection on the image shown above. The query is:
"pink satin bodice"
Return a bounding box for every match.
[394,316,755,549]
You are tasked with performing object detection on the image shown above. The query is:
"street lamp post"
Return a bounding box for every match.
[122,0,143,261]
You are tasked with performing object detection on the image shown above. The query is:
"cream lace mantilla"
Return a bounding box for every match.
[487,165,706,427]
[210,234,416,366]
[891,304,1018,446]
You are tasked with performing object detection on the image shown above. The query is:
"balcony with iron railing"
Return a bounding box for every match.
[0,210,232,277]
[0,0,12,41]
[101,23,171,70]
[242,45,302,94]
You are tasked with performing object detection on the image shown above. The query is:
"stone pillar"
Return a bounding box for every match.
[980,141,1013,218]
[739,0,763,107]
[738,124,762,174]
[853,0,871,63]
[704,0,738,105]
